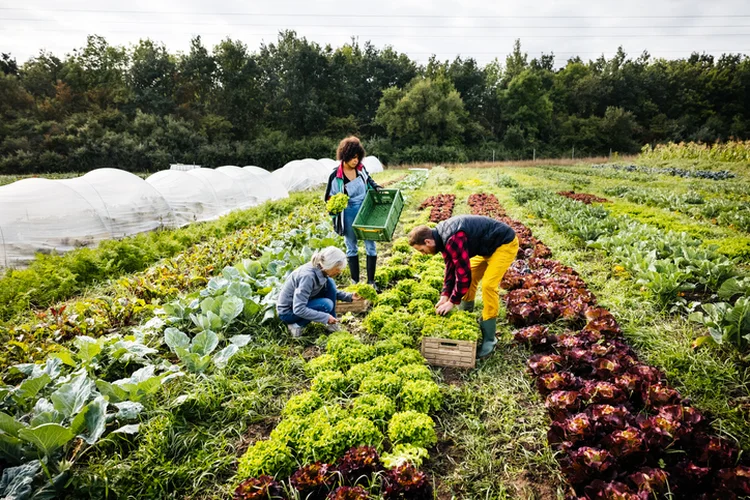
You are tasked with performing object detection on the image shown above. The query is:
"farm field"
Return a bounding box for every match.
[0,160,748,499]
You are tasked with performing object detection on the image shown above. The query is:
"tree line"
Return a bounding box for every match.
[1,32,749,174]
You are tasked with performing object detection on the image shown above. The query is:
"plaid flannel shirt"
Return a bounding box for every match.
[441,231,471,304]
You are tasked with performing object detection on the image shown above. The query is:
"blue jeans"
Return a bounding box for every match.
[344,204,376,258]
[278,278,337,327]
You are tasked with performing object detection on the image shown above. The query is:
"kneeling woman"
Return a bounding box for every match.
[276,247,359,337]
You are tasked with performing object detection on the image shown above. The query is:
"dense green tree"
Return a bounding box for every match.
[0,34,749,173]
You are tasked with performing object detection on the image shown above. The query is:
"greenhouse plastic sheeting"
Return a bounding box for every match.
[271,159,328,192]
[242,166,289,200]
[303,158,332,184]
[0,178,111,268]
[242,165,272,177]
[318,158,338,171]
[186,168,247,214]
[146,170,225,226]
[362,156,384,173]
[59,169,175,237]
[216,166,274,206]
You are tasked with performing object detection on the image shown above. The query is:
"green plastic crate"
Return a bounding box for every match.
[353,189,404,241]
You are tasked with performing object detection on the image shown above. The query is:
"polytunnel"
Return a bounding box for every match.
[271,160,328,192]
[318,158,338,171]
[0,178,111,267]
[242,165,272,177]
[305,158,332,184]
[59,168,175,237]
[362,156,384,173]
[241,166,289,200]
[146,170,225,226]
[216,166,274,206]
[185,168,246,215]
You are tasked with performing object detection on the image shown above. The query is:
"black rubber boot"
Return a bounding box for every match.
[348,256,360,283]
[366,255,378,291]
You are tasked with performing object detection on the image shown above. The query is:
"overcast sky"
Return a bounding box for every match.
[1,0,748,67]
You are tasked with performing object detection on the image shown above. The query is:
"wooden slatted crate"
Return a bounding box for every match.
[421,337,477,369]
[337,298,370,314]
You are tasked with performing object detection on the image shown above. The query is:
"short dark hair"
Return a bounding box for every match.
[336,136,366,162]
[408,226,434,246]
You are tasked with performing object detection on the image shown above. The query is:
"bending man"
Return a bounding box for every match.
[409,215,519,357]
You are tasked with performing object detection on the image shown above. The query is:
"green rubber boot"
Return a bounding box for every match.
[459,300,475,312]
[478,318,497,358]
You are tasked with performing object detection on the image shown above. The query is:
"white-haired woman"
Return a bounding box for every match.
[276,246,360,337]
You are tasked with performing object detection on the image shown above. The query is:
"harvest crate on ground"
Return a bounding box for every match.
[337,297,370,314]
[353,189,404,241]
[421,337,477,369]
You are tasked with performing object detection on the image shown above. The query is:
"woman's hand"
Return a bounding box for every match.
[327,315,339,325]
[352,293,362,301]
[435,296,449,310]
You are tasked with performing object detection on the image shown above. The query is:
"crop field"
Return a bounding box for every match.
[0,159,748,499]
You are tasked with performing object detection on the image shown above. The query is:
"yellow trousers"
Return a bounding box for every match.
[463,236,519,320]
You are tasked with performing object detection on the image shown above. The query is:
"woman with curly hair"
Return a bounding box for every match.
[324,136,382,289]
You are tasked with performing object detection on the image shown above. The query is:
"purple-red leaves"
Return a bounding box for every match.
[234,476,286,500]
[581,380,626,405]
[588,405,632,432]
[326,486,370,500]
[382,464,433,499]
[513,325,556,350]
[548,413,592,446]
[546,390,582,420]
[290,462,335,498]
[603,428,645,458]
[527,354,564,376]
[641,383,682,409]
[628,468,669,495]
[537,371,580,395]
[583,480,643,500]
[561,447,614,486]
[335,446,384,486]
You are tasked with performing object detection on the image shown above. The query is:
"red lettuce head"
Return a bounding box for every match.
[335,446,384,486]
[527,354,564,376]
[234,476,286,500]
[560,447,613,486]
[536,371,580,395]
[581,380,626,405]
[588,405,632,432]
[583,308,622,338]
[545,390,582,420]
[382,464,433,500]
[642,383,682,409]
[514,325,556,350]
[548,412,592,446]
[326,486,370,500]
[583,480,642,500]
[290,462,335,498]
[603,427,645,458]
[628,467,669,495]
[715,466,750,496]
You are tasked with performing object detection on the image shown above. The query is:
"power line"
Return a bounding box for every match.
[5,19,750,29]
[1,8,749,19]
[3,28,750,38]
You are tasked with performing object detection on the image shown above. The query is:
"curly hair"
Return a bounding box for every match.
[336,136,366,163]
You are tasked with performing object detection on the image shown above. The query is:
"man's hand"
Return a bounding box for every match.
[327,315,339,325]
[352,293,361,301]
[436,301,455,316]
[435,296,449,310]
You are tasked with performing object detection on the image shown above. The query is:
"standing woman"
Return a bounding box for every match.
[324,136,381,289]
